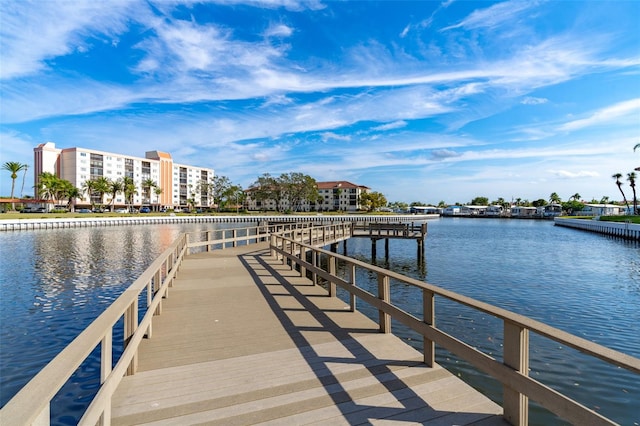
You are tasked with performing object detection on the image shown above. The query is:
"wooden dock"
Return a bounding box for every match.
[111,243,505,425]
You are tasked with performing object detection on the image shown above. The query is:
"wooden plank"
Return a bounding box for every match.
[111,244,502,426]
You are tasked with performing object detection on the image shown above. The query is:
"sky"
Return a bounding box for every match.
[1,0,639,205]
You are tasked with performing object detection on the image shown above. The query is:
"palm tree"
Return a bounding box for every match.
[549,192,561,204]
[141,178,156,205]
[82,179,98,210]
[154,187,163,208]
[3,161,27,210]
[93,177,111,210]
[612,173,630,212]
[122,176,137,211]
[570,193,581,201]
[20,164,29,198]
[627,172,637,215]
[108,179,124,209]
[635,143,640,151]
[65,186,82,212]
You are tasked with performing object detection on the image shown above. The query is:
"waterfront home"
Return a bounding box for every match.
[541,203,562,218]
[578,204,625,216]
[485,205,507,217]
[410,205,442,215]
[442,205,462,216]
[511,206,537,218]
[461,205,487,216]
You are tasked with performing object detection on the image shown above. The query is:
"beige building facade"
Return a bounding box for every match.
[33,142,214,209]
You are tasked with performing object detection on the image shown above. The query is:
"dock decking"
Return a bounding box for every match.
[111,243,505,425]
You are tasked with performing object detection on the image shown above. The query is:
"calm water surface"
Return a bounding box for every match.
[0,218,638,425]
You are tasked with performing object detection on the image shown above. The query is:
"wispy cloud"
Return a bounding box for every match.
[558,98,640,131]
[521,96,548,105]
[372,121,407,131]
[442,0,543,31]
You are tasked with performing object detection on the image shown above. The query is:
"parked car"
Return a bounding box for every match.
[114,208,128,213]
[78,208,91,213]
[139,207,151,213]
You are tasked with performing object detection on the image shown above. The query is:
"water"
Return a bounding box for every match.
[0,218,638,425]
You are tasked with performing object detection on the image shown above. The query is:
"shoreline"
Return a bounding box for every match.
[0,214,439,231]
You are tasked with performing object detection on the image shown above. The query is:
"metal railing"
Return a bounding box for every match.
[271,230,640,426]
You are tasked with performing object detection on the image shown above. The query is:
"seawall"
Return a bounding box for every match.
[0,214,438,232]
[554,217,640,241]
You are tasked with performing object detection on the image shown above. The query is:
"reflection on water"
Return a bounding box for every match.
[1,219,639,425]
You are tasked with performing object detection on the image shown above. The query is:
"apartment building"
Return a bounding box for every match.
[33,142,214,209]
[245,180,370,212]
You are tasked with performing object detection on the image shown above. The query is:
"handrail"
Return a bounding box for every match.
[0,224,282,426]
[271,231,640,426]
[0,233,188,426]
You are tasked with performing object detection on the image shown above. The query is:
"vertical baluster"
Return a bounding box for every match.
[377,273,390,333]
[503,320,529,425]
[423,290,435,367]
[349,264,356,312]
[99,329,112,425]
[328,255,337,297]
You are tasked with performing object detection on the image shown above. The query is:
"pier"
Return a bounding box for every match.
[1,223,638,425]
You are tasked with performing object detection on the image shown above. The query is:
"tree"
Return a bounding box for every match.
[2,161,27,210]
[280,172,318,212]
[20,164,29,198]
[93,177,111,210]
[635,143,640,151]
[211,175,232,211]
[108,179,124,208]
[65,186,82,212]
[82,179,98,210]
[360,191,387,211]
[141,178,157,205]
[154,187,163,207]
[252,173,284,212]
[612,173,630,212]
[570,193,581,202]
[470,196,489,205]
[627,172,637,215]
[549,192,561,204]
[122,176,137,211]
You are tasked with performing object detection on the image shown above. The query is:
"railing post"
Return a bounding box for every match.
[349,264,356,312]
[99,329,112,425]
[232,229,237,247]
[377,272,391,333]
[328,254,337,297]
[206,231,210,252]
[290,240,296,271]
[503,320,529,426]
[312,250,318,285]
[423,289,435,367]
[299,244,306,278]
[270,234,276,258]
[124,300,139,375]
[186,233,190,256]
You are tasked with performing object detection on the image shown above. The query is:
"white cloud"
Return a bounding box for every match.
[0,1,138,80]
[321,132,351,142]
[547,170,600,179]
[558,98,640,131]
[264,24,293,38]
[372,121,407,131]
[442,0,543,31]
[521,96,548,105]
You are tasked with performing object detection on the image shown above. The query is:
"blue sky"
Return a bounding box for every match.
[1,0,639,204]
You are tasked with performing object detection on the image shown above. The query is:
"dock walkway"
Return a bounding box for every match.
[111,243,505,425]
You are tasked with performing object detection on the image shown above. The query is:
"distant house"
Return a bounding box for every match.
[510,206,537,218]
[485,205,507,217]
[442,205,462,216]
[541,203,562,218]
[578,204,625,216]
[461,205,487,216]
[410,205,441,215]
